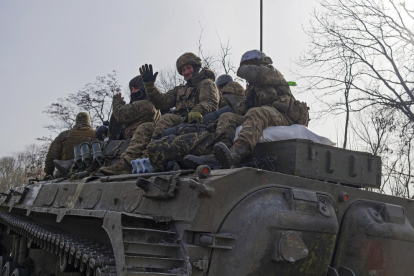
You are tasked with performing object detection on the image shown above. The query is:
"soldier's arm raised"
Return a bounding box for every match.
[144,84,178,110]
[140,63,177,110]
[44,132,64,176]
[190,79,219,115]
[112,96,141,124]
[115,99,159,124]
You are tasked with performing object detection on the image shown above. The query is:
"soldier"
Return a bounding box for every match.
[111,75,160,139]
[213,50,309,169]
[147,75,246,171]
[44,112,96,176]
[99,52,219,175]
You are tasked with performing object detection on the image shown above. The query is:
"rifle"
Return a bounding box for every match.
[161,105,233,137]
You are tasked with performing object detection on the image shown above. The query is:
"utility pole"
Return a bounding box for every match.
[260,0,263,51]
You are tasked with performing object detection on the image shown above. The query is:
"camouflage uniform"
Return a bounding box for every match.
[120,122,156,164]
[99,53,220,175]
[148,124,220,171]
[218,81,245,110]
[213,50,307,169]
[122,67,219,161]
[215,112,244,148]
[112,97,160,138]
[147,80,245,171]
[44,112,96,176]
[234,63,292,152]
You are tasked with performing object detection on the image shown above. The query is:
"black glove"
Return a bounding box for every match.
[139,64,158,83]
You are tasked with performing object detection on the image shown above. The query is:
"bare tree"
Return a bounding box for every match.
[197,23,238,79]
[216,31,237,75]
[155,26,239,95]
[18,143,49,180]
[298,0,414,131]
[156,67,185,93]
[43,98,78,134]
[44,71,121,133]
[297,0,414,197]
[0,143,47,190]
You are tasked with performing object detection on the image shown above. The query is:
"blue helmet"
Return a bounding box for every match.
[240,50,273,65]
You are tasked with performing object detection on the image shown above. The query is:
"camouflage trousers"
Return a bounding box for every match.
[120,114,183,164]
[148,113,244,171]
[216,112,243,148]
[236,106,290,152]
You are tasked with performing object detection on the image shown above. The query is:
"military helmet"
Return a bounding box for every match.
[240,50,273,65]
[176,52,202,75]
[216,74,233,87]
[95,125,109,141]
[75,112,91,125]
[129,75,145,92]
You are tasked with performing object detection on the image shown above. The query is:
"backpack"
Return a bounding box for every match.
[286,97,309,127]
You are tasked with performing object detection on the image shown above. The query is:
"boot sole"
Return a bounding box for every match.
[213,143,233,169]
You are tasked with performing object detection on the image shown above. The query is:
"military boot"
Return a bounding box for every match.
[99,159,132,175]
[213,141,251,169]
[184,154,222,170]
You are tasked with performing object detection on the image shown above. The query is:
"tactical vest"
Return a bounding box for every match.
[61,128,96,160]
[174,86,198,116]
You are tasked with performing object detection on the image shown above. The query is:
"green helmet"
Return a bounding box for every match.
[75,112,91,125]
[176,53,202,75]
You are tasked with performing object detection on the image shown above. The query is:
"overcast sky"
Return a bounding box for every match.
[0,0,341,157]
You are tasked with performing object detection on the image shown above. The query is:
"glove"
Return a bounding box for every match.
[188,110,203,124]
[139,64,158,83]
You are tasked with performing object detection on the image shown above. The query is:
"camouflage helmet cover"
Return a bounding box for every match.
[176,52,202,75]
[75,112,91,125]
[216,74,234,87]
[240,49,273,65]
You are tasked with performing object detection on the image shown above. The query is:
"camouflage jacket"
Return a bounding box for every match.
[237,64,292,115]
[144,68,219,116]
[218,81,246,112]
[44,124,96,176]
[112,98,160,138]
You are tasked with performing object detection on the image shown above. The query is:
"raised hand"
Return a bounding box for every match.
[139,64,158,83]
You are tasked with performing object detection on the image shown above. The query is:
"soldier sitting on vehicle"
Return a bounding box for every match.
[146,74,245,171]
[99,52,220,175]
[44,112,96,178]
[109,75,160,140]
[213,50,309,169]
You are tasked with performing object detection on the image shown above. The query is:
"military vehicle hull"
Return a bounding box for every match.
[0,165,413,276]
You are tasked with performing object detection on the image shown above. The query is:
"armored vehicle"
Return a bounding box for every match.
[0,138,413,276]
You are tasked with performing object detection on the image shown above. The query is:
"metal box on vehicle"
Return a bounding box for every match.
[251,139,381,188]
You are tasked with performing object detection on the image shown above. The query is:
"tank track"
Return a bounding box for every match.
[0,212,115,276]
